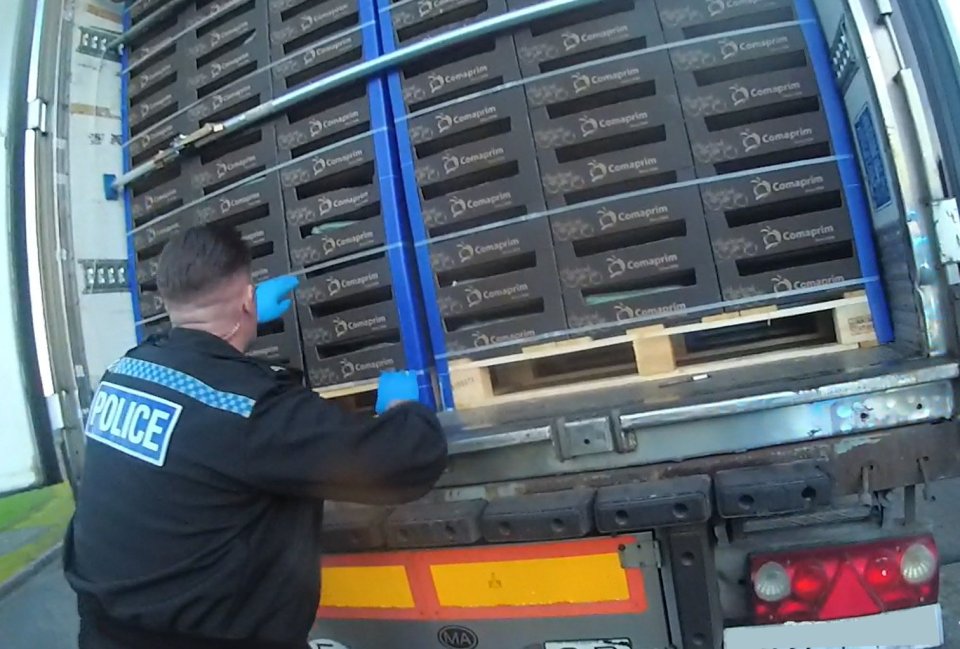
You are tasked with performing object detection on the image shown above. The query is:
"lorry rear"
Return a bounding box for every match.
[7,0,960,647]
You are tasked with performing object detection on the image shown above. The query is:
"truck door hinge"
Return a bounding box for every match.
[27,98,48,135]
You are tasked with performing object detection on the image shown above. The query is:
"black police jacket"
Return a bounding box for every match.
[64,328,447,648]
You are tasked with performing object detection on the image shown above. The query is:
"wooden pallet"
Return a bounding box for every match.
[449,292,877,409]
[314,379,380,412]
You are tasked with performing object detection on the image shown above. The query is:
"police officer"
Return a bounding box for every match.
[64,224,447,649]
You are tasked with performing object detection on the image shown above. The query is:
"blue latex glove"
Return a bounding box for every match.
[376,371,420,414]
[255,275,299,324]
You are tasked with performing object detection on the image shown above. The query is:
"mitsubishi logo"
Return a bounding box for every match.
[456,242,475,263]
[449,195,467,218]
[598,207,618,231]
[572,72,591,94]
[730,84,750,106]
[752,177,773,201]
[720,39,739,60]
[761,227,783,250]
[579,115,599,137]
[607,255,627,279]
[561,31,581,51]
[741,129,762,152]
[588,160,608,182]
[435,113,454,133]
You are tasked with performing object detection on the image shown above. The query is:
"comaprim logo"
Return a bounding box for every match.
[597,204,670,230]
[448,191,512,218]
[471,329,536,348]
[417,0,464,17]
[751,174,826,201]
[215,154,257,179]
[325,272,379,296]
[308,110,360,137]
[771,274,845,293]
[570,67,642,94]
[435,105,497,133]
[740,126,814,153]
[578,111,649,137]
[219,190,264,214]
[588,157,658,182]
[320,230,375,255]
[613,301,687,322]
[708,0,767,16]
[464,282,528,307]
[333,314,387,337]
[340,357,394,378]
[312,148,364,175]
[561,25,629,51]
[211,83,254,110]
[718,34,790,60]
[761,224,836,250]
[298,2,350,29]
[442,147,504,175]
[317,191,370,216]
[606,253,679,278]
[427,65,489,93]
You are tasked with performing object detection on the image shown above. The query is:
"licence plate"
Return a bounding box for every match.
[544,641,632,649]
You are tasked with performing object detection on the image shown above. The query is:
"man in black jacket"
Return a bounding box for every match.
[64,224,447,649]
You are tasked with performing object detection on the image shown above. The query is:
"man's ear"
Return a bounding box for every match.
[243,282,256,315]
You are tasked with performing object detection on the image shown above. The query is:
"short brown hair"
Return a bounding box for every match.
[156,224,251,305]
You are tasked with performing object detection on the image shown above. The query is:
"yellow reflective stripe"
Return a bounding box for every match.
[320,566,415,609]
[430,553,629,608]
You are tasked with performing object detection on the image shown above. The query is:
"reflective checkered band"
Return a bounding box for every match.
[109,357,255,418]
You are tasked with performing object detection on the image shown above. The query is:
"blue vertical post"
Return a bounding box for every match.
[119,8,144,342]
[795,0,894,343]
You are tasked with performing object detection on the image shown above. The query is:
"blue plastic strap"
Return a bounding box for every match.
[110,357,256,418]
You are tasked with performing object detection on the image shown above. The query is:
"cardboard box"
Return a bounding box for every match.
[550,185,703,243]
[529,93,682,151]
[128,16,183,70]
[190,125,278,193]
[289,215,386,268]
[512,1,664,76]
[418,164,546,236]
[185,2,269,62]
[688,111,831,175]
[538,122,692,207]
[279,135,375,199]
[708,207,855,266]
[285,184,381,229]
[405,86,530,150]
[679,65,819,121]
[271,29,364,93]
[191,173,283,229]
[699,160,843,214]
[400,35,521,111]
[303,341,407,388]
[670,25,807,76]
[432,222,566,323]
[268,0,359,56]
[139,289,166,319]
[131,210,193,255]
[251,248,293,285]
[248,310,303,369]
[129,166,198,226]
[389,0,506,45]
[127,115,190,166]
[413,131,536,193]
[136,253,162,286]
[299,300,399,348]
[128,88,182,133]
[716,257,862,302]
[656,0,796,42]
[127,56,179,102]
[442,308,568,357]
[524,48,673,109]
[275,88,370,158]
[185,69,275,130]
[185,29,270,99]
[295,254,391,305]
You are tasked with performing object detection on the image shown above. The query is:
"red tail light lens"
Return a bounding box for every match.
[750,535,938,624]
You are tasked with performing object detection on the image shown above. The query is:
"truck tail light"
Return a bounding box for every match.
[750,535,938,624]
